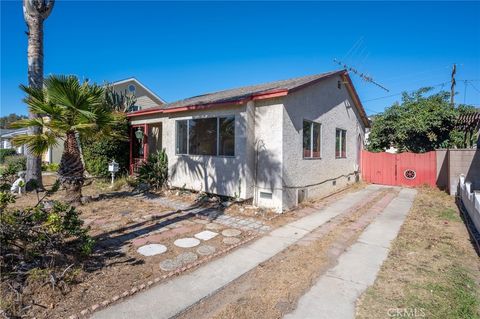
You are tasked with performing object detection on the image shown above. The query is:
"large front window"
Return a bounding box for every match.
[303,120,321,158]
[176,116,235,156]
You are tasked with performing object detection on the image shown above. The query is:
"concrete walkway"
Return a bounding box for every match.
[92,185,384,319]
[283,188,417,319]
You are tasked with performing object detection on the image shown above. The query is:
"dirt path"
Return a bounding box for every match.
[175,188,399,319]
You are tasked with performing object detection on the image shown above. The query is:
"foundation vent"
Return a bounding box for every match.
[297,189,308,204]
[259,192,273,200]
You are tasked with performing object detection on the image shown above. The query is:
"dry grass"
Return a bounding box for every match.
[356,187,480,319]
[176,187,394,319]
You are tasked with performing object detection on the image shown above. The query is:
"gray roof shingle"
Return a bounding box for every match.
[150,70,343,111]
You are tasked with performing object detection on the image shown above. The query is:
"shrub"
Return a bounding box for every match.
[0,155,26,191]
[0,180,94,317]
[81,118,129,178]
[138,149,168,189]
[42,162,59,172]
[4,155,26,172]
[0,148,16,163]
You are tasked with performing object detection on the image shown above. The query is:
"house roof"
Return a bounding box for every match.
[456,108,480,131]
[0,128,28,138]
[127,70,370,127]
[111,77,166,104]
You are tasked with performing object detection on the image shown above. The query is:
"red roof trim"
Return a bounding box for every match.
[127,89,288,117]
[161,99,249,114]
[251,89,288,100]
[126,71,368,125]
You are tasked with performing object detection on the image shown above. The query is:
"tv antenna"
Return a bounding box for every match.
[334,58,389,92]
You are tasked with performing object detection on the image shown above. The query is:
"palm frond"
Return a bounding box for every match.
[9,118,45,129]
[12,132,59,156]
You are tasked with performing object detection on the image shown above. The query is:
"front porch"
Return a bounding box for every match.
[129,122,162,174]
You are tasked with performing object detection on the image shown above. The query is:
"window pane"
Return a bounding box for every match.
[189,118,217,155]
[303,121,312,158]
[335,129,341,158]
[342,130,347,158]
[312,123,321,158]
[219,116,235,156]
[176,120,188,154]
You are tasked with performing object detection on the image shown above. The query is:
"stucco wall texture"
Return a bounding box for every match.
[447,149,480,195]
[130,74,366,212]
[281,76,365,209]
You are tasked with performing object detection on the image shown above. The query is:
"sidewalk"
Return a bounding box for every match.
[283,188,417,319]
[92,185,384,319]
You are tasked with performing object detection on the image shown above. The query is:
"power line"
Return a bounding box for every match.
[468,82,480,94]
[362,81,450,102]
[382,65,451,82]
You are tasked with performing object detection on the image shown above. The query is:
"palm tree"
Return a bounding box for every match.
[12,75,121,204]
[23,0,55,190]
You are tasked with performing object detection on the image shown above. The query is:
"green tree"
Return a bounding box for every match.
[0,114,28,129]
[81,118,130,178]
[80,84,134,177]
[368,88,470,153]
[11,75,121,204]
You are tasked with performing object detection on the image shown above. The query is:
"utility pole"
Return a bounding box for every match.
[450,63,456,107]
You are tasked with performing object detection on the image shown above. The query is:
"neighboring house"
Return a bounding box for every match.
[110,78,166,111]
[127,69,369,212]
[34,77,165,163]
[0,127,62,163]
[456,108,480,149]
[0,128,27,155]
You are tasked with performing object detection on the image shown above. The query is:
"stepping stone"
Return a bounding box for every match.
[176,252,198,265]
[206,223,223,230]
[221,229,242,237]
[174,237,200,248]
[159,259,181,271]
[223,237,241,245]
[194,230,218,241]
[197,245,216,256]
[137,244,167,256]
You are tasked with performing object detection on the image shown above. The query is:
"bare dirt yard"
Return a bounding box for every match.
[2,176,256,318]
[2,175,364,319]
[356,187,480,319]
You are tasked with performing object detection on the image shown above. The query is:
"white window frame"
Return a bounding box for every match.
[303,119,322,159]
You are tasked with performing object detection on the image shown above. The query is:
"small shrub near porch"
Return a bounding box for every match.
[138,149,168,190]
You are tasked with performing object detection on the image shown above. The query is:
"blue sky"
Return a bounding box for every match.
[1,1,479,116]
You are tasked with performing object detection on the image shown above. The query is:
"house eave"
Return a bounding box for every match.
[126,89,289,118]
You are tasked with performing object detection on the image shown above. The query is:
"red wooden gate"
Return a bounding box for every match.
[361,150,437,187]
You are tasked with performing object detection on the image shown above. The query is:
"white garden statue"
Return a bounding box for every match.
[11,172,26,195]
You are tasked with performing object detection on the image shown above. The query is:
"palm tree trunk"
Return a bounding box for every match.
[59,131,84,204]
[25,14,44,190]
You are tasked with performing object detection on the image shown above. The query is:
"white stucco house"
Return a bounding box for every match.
[127,69,369,212]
